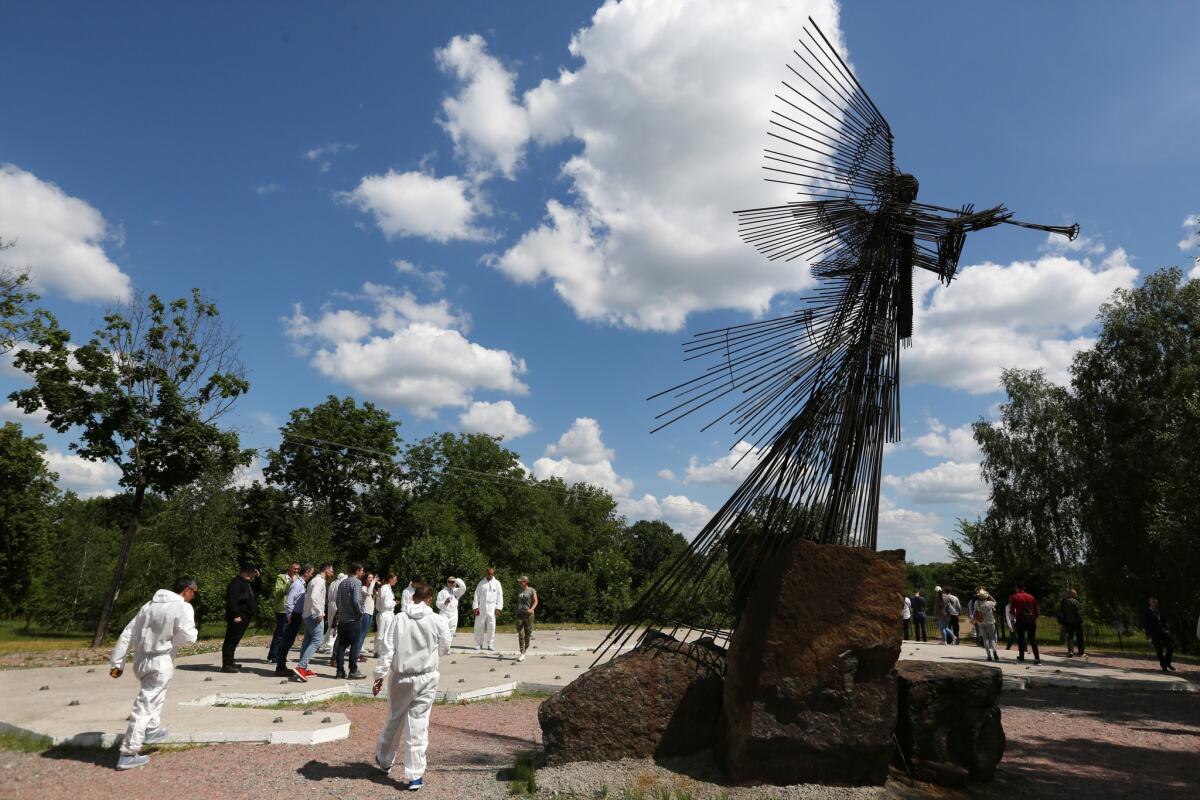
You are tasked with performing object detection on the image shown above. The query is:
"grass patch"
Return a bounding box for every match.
[221,693,379,712]
[0,620,94,656]
[0,729,53,753]
[508,751,537,795]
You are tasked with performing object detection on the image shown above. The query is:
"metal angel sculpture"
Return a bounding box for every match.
[598,18,1078,660]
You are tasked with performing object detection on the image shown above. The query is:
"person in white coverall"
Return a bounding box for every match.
[400,578,418,612]
[473,567,504,651]
[109,577,199,770]
[437,577,467,639]
[374,573,399,657]
[373,581,450,790]
[319,571,346,653]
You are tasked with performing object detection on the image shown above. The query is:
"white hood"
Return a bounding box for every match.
[374,601,451,679]
[110,589,198,669]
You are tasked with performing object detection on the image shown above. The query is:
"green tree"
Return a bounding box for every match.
[10,290,250,645]
[1,238,53,356]
[623,520,687,591]
[0,422,58,618]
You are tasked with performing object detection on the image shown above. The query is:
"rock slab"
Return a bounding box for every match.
[721,540,907,786]
[894,660,1005,786]
[538,636,724,765]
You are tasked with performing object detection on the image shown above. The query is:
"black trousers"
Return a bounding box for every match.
[914,614,927,641]
[1065,622,1085,655]
[1153,634,1173,669]
[903,618,911,640]
[222,618,251,668]
[275,613,304,670]
[333,618,362,675]
[267,612,289,661]
[1015,618,1040,660]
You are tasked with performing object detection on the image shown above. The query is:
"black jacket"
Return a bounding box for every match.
[1144,607,1170,640]
[911,595,927,615]
[225,575,258,622]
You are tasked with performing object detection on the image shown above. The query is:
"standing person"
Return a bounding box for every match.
[1061,589,1086,659]
[400,578,418,612]
[274,564,313,676]
[333,563,367,679]
[974,589,1000,662]
[373,573,399,658]
[1004,598,1017,650]
[911,590,927,642]
[966,591,978,645]
[319,571,346,654]
[372,582,451,791]
[473,567,504,652]
[267,562,299,662]
[901,592,912,640]
[1144,596,1175,672]
[356,571,378,664]
[943,588,962,645]
[1009,581,1041,665]
[437,576,467,640]
[514,576,539,662]
[222,562,258,673]
[109,577,199,770]
[933,586,948,644]
[294,563,332,681]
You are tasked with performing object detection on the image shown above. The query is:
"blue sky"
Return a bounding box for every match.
[2,1,1198,561]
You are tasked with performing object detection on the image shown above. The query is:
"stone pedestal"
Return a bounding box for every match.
[539,636,724,765]
[894,660,1005,786]
[720,540,907,786]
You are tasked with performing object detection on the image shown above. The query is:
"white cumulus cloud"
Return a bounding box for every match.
[340,170,489,243]
[683,440,767,486]
[619,493,713,539]
[884,461,988,508]
[877,497,947,563]
[533,417,631,495]
[910,419,980,463]
[43,449,122,498]
[0,164,131,302]
[458,400,535,440]
[1178,214,1199,252]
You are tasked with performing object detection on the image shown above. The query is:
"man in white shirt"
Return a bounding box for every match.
[319,571,346,654]
[437,577,467,639]
[473,567,504,652]
[373,581,450,791]
[294,562,333,681]
[109,577,199,770]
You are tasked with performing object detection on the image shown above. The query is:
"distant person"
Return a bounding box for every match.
[109,577,199,770]
[1009,582,1041,665]
[1143,596,1175,672]
[274,564,313,676]
[373,572,399,657]
[933,586,947,643]
[372,581,450,791]
[267,561,299,662]
[333,562,367,679]
[356,571,378,664]
[294,562,333,682]
[901,592,912,640]
[966,591,978,645]
[1004,598,1017,651]
[514,576,539,662]
[943,588,962,645]
[1061,588,1086,659]
[473,567,504,652]
[911,590,927,642]
[222,562,258,673]
[319,571,346,655]
[400,578,418,612]
[437,576,467,639]
[974,589,1000,662]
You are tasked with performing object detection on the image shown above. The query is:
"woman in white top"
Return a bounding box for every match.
[373,573,399,657]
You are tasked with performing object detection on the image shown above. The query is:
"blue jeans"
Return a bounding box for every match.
[356,612,374,652]
[298,616,324,669]
[267,612,288,661]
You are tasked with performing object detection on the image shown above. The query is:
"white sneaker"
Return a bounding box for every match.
[487,646,495,652]
[375,753,392,773]
[517,653,525,662]
[116,753,149,770]
[143,727,169,744]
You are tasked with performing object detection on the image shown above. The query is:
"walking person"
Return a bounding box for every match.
[109,577,199,770]
[294,563,332,682]
[372,582,451,791]
[943,588,962,645]
[1009,581,1041,665]
[267,562,299,662]
[911,590,927,642]
[319,571,346,654]
[1004,598,1017,650]
[400,578,418,612]
[974,589,1000,662]
[333,563,367,679]
[901,592,912,640]
[514,576,539,662]
[222,562,258,673]
[1144,596,1176,672]
[933,586,948,644]
[473,567,504,652]
[356,571,378,665]
[437,576,467,640]
[274,564,313,676]
[1061,588,1087,659]
[374,573,399,658]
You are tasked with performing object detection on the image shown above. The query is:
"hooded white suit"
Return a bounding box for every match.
[109,589,198,756]
[374,601,451,782]
[472,576,503,650]
[436,578,467,637]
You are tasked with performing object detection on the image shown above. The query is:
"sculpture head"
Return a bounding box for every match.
[892,173,919,203]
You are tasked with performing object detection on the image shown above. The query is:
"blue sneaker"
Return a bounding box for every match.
[407,778,423,791]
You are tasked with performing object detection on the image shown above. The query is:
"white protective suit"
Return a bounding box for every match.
[436,578,467,638]
[109,589,198,755]
[374,601,451,782]
[321,573,346,651]
[400,581,416,612]
[373,582,397,656]
[472,576,504,650]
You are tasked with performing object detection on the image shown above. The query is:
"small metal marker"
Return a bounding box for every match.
[458,678,465,683]
[280,679,288,684]
[273,716,284,723]
[204,676,213,682]
[68,700,80,706]
[504,674,511,679]
[303,710,314,716]
[554,675,561,680]
[321,716,332,723]
[39,685,49,691]
[86,668,95,673]
[489,667,495,672]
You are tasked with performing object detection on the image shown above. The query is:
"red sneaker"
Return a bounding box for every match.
[293,667,308,682]
[303,668,317,678]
